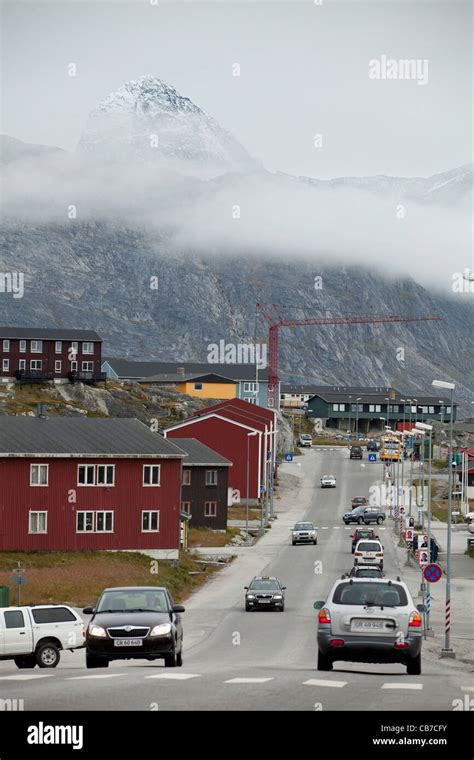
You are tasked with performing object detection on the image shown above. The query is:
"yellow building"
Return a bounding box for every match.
[140,371,237,400]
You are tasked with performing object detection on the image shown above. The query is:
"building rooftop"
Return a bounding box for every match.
[0,327,102,341]
[103,357,269,381]
[140,372,237,385]
[172,438,232,467]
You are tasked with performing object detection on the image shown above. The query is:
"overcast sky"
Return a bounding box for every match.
[1,0,472,179]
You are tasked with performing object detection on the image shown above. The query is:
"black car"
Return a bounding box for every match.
[348,565,384,578]
[350,445,363,459]
[343,506,386,525]
[83,586,185,668]
[245,577,286,611]
[351,528,378,553]
[366,441,380,452]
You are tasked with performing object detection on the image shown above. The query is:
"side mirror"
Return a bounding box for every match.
[417,604,426,613]
[313,601,325,610]
[82,607,94,615]
[172,604,185,613]
[281,586,287,590]
[244,586,248,590]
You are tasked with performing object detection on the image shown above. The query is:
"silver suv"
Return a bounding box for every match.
[292,522,318,545]
[314,578,424,675]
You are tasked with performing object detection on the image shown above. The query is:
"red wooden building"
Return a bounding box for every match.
[0,327,104,383]
[0,417,185,558]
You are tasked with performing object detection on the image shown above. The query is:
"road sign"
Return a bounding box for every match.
[303,405,308,411]
[267,451,272,458]
[347,436,352,442]
[284,452,293,462]
[368,453,377,463]
[13,567,25,573]
[423,563,443,583]
[12,576,27,586]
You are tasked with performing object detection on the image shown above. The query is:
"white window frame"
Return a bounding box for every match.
[19,359,26,370]
[97,464,115,486]
[31,340,43,353]
[205,469,218,486]
[332,403,339,411]
[82,342,94,355]
[3,340,9,351]
[29,511,48,534]
[375,404,381,413]
[182,468,191,486]
[193,382,203,391]
[143,464,161,486]
[55,360,62,373]
[76,511,95,532]
[429,406,434,414]
[244,382,258,393]
[81,361,93,372]
[71,360,78,371]
[204,501,217,517]
[77,464,96,486]
[141,510,160,532]
[2,359,9,371]
[30,359,42,370]
[19,340,26,353]
[55,341,62,353]
[30,463,49,486]
[369,404,375,413]
[95,511,114,533]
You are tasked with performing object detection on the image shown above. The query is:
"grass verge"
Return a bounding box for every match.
[188,527,240,547]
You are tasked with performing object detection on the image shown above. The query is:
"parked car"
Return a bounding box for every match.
[343,506,386,525]
[321,474,336,488]
[464,512,474,525]
[354,539,384,569]
[351,496,369,510]
[351,528,378,553]
[292,522,318,545]
[314,578,424,674]
[245,577,286,611]
[348,565,384,579]
[0,605,84,669]
[83,586,185,668]
[350,445,363,459]
[298,434,313,448]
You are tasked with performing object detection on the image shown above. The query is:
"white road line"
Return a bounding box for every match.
[224,677,273,684]
[344,527,352,530]
[0,674,54,682]
[68,674,126,680]
[379,527,386,531]
[321,527,329,530]
[462,686,474,692]
[381,683,423,690]
[145,673,201,680]
[303,679,347,688]
[333,526,341,529]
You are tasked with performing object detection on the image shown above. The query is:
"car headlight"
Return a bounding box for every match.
[247,594,255,599]
[150,623,172,636]
[310,531,316,536]
[273,595,282,600]
[88,624,106,638]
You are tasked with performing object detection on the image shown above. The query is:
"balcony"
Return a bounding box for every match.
[68,370,107,384]
[15,369,54,383]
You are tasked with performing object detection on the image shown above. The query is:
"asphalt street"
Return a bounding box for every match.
[1,447,472,711]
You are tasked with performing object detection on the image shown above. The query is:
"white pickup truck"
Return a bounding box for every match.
[0,605,84,668]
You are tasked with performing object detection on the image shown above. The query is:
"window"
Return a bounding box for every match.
[375,404,381,412]
[411,406,416,414]
[392,405,399,413]
[2,340,9,351]
[29,511,47,533]
[31,340,43,353]
[244,382,258,392]
[205,469,218,486]
[76,512,94,532]
[82,342,94,354]
[446,406,452,414]
[19,340,26,353]
[71,361,78,371]
[30,359,42,370]
[97,465,115,486]
[193,382,203,391]
[142,511,159,532]
[143,465,160,486]
[421,406,428,414]
[351,404,363,412]
[55,341,62,353]
[2,359,9,371]
[78,464,95,486]
[32,607,76,623]
[204,501,217,517]
[181,502,191,514]
[369,404,375,413]
[182,469,191,486]
[55,360,62,373]
[30,464,48,486]
[19,359,26,370]
[4,610,25,629]
[248,398,257,404]
[96,511,114,532]
[82,361,93,372]
[71,341,78,354]
[429,406,434,414]
[333,581,408,607]
[332,403,339,411]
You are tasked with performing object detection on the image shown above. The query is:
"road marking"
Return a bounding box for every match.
[0,674,55,681]
[224,677,273,684]
[462,686,474,692]
[379,527,386,531]
[344,527,352,530]
[68,674,126,680]
[321,527,329,530]
[381,683,423,690]
[145,673,201,680]
[303,679,347,688]
[333,526,340,529]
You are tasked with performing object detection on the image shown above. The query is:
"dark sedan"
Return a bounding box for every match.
[83,586,184,668]
[343,506,386,525]
[351,528,378,553]
[245,577,286,611]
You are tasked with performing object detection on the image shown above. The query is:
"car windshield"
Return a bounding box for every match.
[323,475,334,479]
[333,582,408,607]
[97,590,169,613]
[356,531,373,538]
[357,542,381,551]
[353,497,366,503]
[295,523,314,530]
[352,506,365,514]
[355,570,382,577]
[249,580,281,591]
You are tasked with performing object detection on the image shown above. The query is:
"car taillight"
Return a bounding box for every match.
[375,552,383,556]
[319,607,331,624]
[355,552,362,556]
[408,611,422,628]
[329,639,344,647]
[394,641,409,649]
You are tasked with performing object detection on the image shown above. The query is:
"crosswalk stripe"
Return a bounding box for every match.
[303,679,347,688]
[0,674,54,681]
[68,674,125,680]
[461,686,474,692]
[145,673,201,680]
[224,677,273,684]
[381,683,423,690]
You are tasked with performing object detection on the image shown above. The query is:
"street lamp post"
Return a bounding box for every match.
[432,379,456,658]
[417,421,434,631]
[348,395,352,434]
[355,397,362,438]
[246,430,258,541]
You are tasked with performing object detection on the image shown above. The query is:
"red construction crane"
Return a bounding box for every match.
[255,303,442,409]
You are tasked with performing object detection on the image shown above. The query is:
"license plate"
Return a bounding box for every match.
[114,638,143,646]
[351,619,385,631]
[258,599,271,604]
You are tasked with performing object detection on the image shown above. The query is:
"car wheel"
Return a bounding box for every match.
[317,650,333,671]
[36,643,60,668]
[358,517,364,525]
[313,540,317,545]
[164,651,177,668]
[406,652,421,676]
[377,517,383,525]
[14,655,36,669]
[292,541,296,546]
[245,603,252,611]
[176,648,183,667]
[343,521,349,525]
[86,653,109,669]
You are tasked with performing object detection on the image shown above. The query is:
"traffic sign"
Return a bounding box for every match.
[13,567,25,573]
[423,563,443,583]
[303,405,308,411]
[347,436,352,442]
[284,452,293,462]
[12,576,27,586]
[368,453,377,463]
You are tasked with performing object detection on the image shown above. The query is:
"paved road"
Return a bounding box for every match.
[1,448,471,711]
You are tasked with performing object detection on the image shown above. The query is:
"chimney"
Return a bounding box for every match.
[176,367,185,376]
